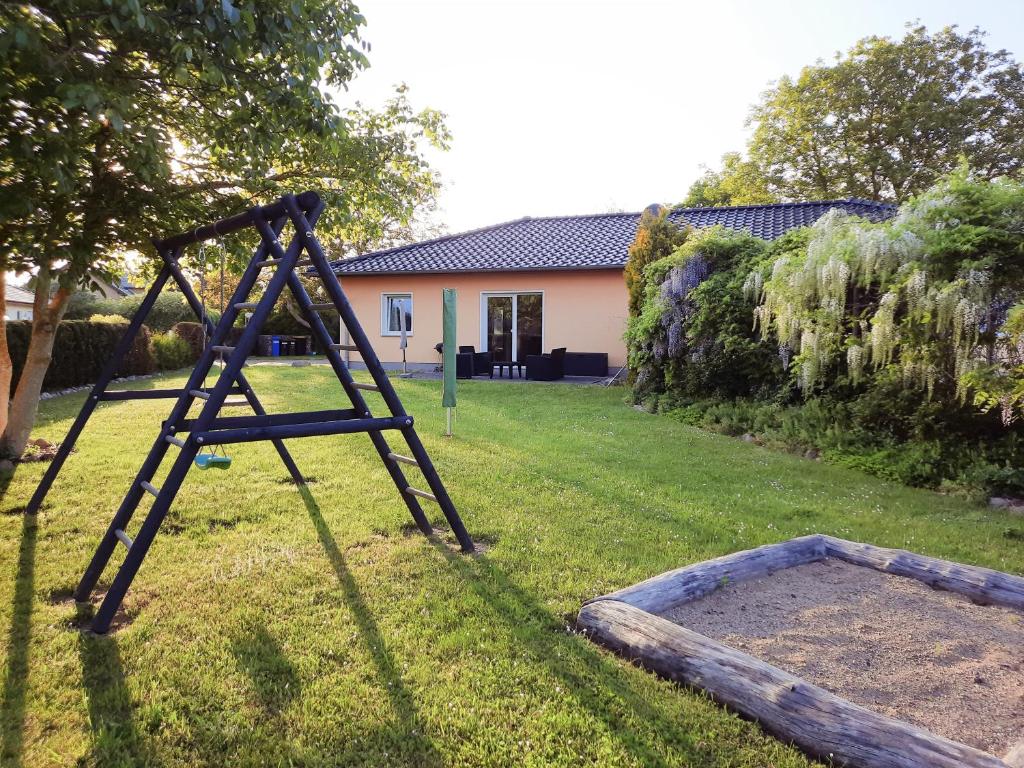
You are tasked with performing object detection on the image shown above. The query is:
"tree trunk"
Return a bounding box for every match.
[0,271,11,442]
[0,272,71,460]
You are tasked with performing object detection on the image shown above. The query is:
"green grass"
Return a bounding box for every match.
[2,367,1022,767]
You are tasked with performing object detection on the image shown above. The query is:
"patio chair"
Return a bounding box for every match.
[458,345,494,377]
[526,347,566,381]
[455,352,474,379]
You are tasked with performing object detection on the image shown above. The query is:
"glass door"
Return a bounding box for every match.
[516,293,543,360]
[483,293,543,362]
[486,295,513,362]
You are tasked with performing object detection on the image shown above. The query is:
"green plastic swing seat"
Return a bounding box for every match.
[194,454,232,470]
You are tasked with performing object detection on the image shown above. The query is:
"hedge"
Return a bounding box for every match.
[63,291,218,332]
[6,320,156,394]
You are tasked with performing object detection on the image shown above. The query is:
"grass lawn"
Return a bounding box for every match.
[2,366,1022,767]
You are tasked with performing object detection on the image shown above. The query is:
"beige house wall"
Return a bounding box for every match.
[336,269,628,369]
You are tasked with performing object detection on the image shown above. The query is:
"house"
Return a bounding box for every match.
[4,284,35,321]
[329,200,895,374]
[89,274,145,300]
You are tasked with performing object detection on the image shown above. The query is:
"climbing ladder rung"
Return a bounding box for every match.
[189,389,210,400]
[388,451,419,467]
[234,302,259,310]
[352,382,379,392]
[406,487,437,503]
[140,481,160,497]
[165,435,186,447]
[309,303,334,311]
[331,344,359,352]
[211,345,235,354]
[114,529,133,550]
[256,257,312,268]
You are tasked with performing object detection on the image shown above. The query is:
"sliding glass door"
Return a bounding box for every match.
[483,293,543,362]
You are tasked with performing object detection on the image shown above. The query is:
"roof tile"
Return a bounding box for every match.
[331,199,895,275]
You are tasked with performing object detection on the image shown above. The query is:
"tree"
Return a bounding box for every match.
[689,24,1024,205]
[624,206,687,318]
[0,2,449,459]
[681,152,777,208]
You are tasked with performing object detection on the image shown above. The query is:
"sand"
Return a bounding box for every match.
[661,558,1024,759]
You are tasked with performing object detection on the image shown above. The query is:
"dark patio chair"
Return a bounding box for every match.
[458,345,493,377]
[526,347,566,381]
[455,352,474,379]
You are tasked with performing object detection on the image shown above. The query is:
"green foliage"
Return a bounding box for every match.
[152,331,192,371]
[681,152,778,208]
[966,303,1024,426]
[0,2,448,285]
[624,206,687,317]
[626,227,783,401]
[65,291,200,332]
[5,319,155,391]
[689,24,1024,205]
[631,173,1024,495]
[751,169,1024,404]
[171,322,205,363]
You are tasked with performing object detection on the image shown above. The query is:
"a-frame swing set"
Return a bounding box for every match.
[25,190,474,634]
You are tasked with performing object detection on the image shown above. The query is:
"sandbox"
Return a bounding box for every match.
[577,535,1024,768]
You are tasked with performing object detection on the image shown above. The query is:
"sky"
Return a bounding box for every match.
[337,0,1024,235]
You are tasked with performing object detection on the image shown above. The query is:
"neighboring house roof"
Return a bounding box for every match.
[5,285,35,305]
[330,199,896,276]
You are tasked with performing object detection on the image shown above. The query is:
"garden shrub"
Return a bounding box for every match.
[171,322,206,362]
[628,171,1024,495]
[6,320,156,392]
[152,331,193,370]
[624,206,688,317]
[627,226,784,402]
[64,291,202,332]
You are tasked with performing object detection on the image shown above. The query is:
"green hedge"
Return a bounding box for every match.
[152,331,193,370]
[64,291,218,332]
[6,320,157,393]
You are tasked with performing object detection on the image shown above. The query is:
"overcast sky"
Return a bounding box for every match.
[338,0,1024,235]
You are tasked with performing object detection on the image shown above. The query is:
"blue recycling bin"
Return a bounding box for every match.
[271,336,281,357]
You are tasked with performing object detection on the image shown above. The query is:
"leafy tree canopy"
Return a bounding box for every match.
[684,24,1024,206]
[0,0,449,285]
[680,152,777,208]
[0,0,449,459]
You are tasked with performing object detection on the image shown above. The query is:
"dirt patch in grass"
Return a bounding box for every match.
[55,587,152,634]
[399,521,494,554]
[661,558,1024,759]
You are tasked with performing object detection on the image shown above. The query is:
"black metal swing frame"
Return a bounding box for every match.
[26,191,474,634]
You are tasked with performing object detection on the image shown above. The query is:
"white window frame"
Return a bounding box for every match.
[478,291,545,361]
[380,292,414,337]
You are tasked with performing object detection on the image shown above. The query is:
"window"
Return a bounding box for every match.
[381,293,413,336]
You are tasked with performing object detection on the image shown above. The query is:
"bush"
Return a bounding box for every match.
[629,173,1024,496]
[64,291,201,332]
[171,322,206,362]
[6,320,156,392]
[152,331,193,370]
[124,324,156,376]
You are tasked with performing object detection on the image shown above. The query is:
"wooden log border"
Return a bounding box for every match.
[577,535,1024,768]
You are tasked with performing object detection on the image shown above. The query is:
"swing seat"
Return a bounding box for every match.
[194,454,232,470]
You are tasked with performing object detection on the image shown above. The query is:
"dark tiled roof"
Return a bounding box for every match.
[331,199,895,275]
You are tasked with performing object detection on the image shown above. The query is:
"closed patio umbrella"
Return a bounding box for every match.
[442,288,456,435]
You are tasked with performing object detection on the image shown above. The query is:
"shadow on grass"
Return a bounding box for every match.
[299,486,441,766]
[231,620,301,714]
[0,512,35,767]
[426,538,763,767]
[77,623,152,768]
